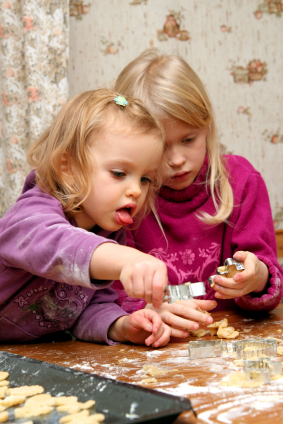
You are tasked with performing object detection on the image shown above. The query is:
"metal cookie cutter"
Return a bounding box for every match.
[243,357,282,384]
[232,338,278,360]
[208,258,245,287]
[163,282,206,304]
[188,340,228,360]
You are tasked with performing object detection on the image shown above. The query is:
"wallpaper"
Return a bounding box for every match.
[69,0,283,227]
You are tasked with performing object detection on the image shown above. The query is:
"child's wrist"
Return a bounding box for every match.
[252,261,269,294]
[108,315,128,342]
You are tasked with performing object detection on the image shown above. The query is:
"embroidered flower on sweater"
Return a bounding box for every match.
[12,295,30,308]
[179,249,195,265]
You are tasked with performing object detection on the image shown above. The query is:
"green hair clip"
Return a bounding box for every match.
[114,95,128,106]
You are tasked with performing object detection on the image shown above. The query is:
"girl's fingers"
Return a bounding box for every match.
[143,271,154,305]
[151,267,168,310]
[152,325,172,348]
[213,284,244,298]
[131,312,153,332]
[167,303,213,326]
[212,275,247,287]
[145,328,162,346]
[170,328,189,338]
[163,312,200,331]
[145,309,162,334]
[233,250,249,262]
[146,323,171,347]
[131,274,145,300]
[192,299,217,311]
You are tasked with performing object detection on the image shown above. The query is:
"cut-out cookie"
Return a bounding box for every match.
[7,385,44,397]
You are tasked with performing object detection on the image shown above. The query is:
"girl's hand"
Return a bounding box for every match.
[146,299,217,338]
[212,251,269,300]
[109,309,171,347]
[119,253,168,310]
[90,244,168,310]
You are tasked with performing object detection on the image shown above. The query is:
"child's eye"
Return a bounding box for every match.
[111,170,126,178]
[182,136,196,143]
[141,176,151,184]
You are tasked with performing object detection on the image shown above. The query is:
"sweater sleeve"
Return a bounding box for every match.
[229,170,283,311]
[112,230,147,313]
[71,286,129,344]
[0,193,116,289]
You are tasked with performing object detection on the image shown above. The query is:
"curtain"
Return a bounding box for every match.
[0,0,69,217]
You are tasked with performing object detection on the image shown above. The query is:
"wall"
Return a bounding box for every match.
[69,0,283,226]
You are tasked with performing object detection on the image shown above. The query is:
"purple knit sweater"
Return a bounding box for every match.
[113,155,283,313]
[0,171,128,343]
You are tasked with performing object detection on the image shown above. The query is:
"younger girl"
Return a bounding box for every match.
[113,48,283,338]
[0,88,173,347]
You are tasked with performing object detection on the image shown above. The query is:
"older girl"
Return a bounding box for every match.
[113,49,283,338]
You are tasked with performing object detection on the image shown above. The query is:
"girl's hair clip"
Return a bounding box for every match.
[114,95,128,106]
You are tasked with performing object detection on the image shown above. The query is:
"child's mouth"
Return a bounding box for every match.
[114,204,136,226]
[172,171,190,182]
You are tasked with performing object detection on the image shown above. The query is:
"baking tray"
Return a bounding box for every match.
[0,351,194,424]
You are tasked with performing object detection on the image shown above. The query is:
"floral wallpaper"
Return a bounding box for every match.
[69,0,283,228]
[0,0,69,217]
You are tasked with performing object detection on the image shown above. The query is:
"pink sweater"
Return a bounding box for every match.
[113,155,283,313]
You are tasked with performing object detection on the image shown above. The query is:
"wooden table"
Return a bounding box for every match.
[1,306,283,424]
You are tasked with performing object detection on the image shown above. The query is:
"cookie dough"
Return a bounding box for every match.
[138,377,157,384]
[0,411,8,423]
[57,400,95,414]
[25,394,54,407]
[0,395,26,409]
[143,365,167,376]
[7,385,44,397]
[0,389,7,400]
[14,405,53,419]
[0,374,8,383]
[59,410,90,423]
[220,371,263,388]
[0,372,104,424]
[0,382,9,387]
[208,318,239,339]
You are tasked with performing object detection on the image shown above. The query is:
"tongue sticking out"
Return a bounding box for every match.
[115,208,133,225]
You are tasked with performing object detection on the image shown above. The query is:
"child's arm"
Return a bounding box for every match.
[90,242,168,309]
[210,162,283,310]
[108,309,171,347]
[145,299,216,338]
[71,286,170,347]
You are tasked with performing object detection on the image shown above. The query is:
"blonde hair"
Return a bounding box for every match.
[28,88,164,219]
[114,48,234,225]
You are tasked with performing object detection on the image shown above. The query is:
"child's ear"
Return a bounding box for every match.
[61,153,69,174]
[60,153,74,183]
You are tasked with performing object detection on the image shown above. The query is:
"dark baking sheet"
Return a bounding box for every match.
[0,351,194,424]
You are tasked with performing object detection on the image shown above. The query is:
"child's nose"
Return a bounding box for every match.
[126,181,142,198]
[167,147,185,167]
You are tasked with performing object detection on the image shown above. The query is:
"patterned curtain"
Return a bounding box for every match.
[0,0,69,217]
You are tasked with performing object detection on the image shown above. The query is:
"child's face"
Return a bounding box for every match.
[160,117,207,190]
[76,122,163,231]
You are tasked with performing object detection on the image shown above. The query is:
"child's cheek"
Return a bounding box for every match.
[161,162,171,181]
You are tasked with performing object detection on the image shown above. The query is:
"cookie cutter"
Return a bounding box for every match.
[243,357,282,384]
[232,338,278,360]
[188,340,228,360]
[208,258,245,286]
[163,282,206,304]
